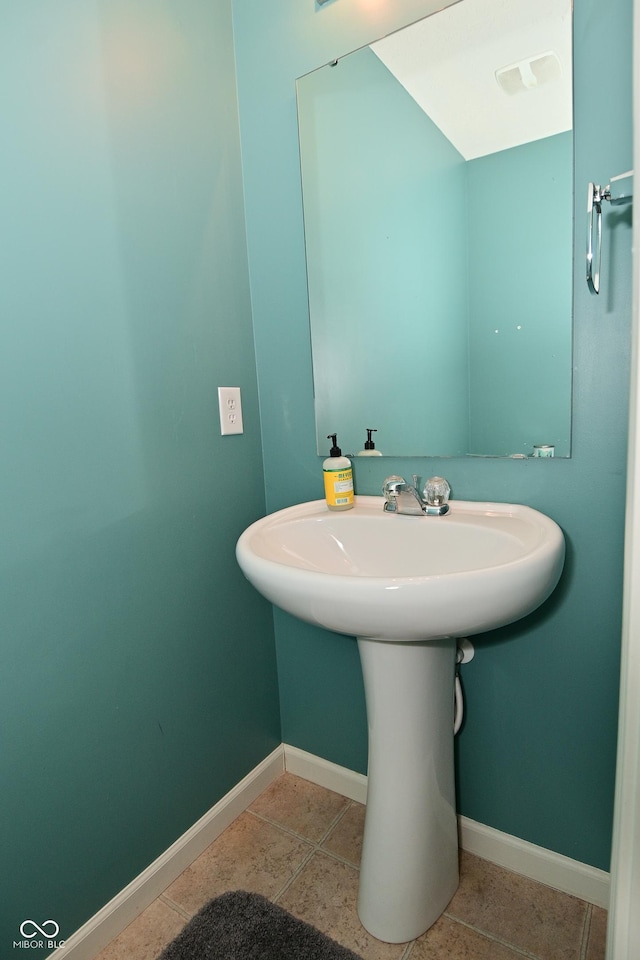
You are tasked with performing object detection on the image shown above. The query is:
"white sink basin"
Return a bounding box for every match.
[236,493,565,943]
[236,495,565,641]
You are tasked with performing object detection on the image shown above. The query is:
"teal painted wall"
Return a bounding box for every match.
[233,0,632,872]
[298,46,469,456]
[0,0,280,953]
[468,133,573,456]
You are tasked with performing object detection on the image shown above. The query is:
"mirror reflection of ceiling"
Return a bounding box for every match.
[370,0,572,160]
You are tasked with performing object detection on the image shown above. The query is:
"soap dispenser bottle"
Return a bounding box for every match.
[357,428,382,457]
[323,434,354,511]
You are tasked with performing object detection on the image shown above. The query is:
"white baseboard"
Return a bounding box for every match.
[458,816,610,909]
[52,746,284,960]
[283,744,368,804]
[52,743,610,960]
[283,745,610,910]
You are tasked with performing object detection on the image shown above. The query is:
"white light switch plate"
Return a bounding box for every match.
[218,386,244,435]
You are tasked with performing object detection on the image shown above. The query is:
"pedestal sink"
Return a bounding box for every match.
[236,496,565,942]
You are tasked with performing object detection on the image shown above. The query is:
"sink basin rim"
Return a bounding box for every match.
[236,495,565,641]
[240,496,561,580]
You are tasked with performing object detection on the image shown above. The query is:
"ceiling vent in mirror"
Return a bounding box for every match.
[495,52,562,95]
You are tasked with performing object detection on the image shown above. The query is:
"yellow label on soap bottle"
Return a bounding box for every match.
[323,467,354,507]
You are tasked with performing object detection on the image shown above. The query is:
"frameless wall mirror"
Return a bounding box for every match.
[297,0,573,458]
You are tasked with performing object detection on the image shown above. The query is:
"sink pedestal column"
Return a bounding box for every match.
[356,636,459,944]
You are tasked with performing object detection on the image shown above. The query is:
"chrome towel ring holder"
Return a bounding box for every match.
[586,171,633,294]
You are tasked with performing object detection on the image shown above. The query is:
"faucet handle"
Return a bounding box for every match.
[382,476,405,511]
[423,476,451,507]
[382,475,406,499]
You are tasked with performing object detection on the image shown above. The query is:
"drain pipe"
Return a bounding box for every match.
[454,672,464,734]
[454,640,474,734]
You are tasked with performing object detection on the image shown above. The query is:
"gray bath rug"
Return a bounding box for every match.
[157,890,365,960]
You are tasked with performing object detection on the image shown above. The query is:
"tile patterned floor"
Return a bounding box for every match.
[95,773,607,960]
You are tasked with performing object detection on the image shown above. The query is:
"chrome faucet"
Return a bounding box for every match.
[383,475,451,516]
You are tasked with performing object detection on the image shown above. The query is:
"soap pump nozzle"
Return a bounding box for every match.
[357,427,382,457]
[364,428,377,450]
[327,433,342,457]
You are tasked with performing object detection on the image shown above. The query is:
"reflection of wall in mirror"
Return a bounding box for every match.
[299,45,469,459]
[298,44,572,458]
[467,133,572,457]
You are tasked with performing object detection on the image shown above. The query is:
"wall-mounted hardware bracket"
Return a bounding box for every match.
[586,171,633,294]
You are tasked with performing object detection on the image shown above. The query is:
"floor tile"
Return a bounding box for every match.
[163,811,312,915]
[91,775,608,960]
[446,851,587,960]
[278,849,406,960]
[585,906,607,960]
[323,801,366,866]
[249,771,350,841]
[93,899,185,960]
[410,914,527,959]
